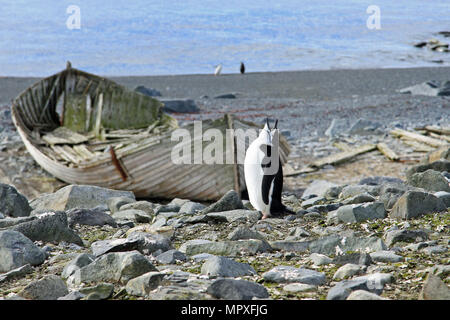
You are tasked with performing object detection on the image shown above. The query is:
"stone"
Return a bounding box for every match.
[346,290,388,300]
[348,119,382,135]
[202,190,245,214]
[302,180,338,199]
[359,176,403,186]
[398,80,450,96]
[383,229,428,247]
[378,183,411,210]
[341,193,376,205]
[301,196,325,209]
[155,249,187,264]
[389,191,446,220]
[78,283,114,300]
[191,253,215,262]
[369,250,404,263]
[179,201,206,215]
[180,240,270,256]
[262,266,326,285]
[333,264,366,280]
[0,230,46,272]
[57,291,85,300]
[308,235,386,256]
[106,197,136,214]
[206,210,261,223]
[0,264,33,284]
[227,226,267,241]
[0,216,36,228]
[269,241,309,253]
[332,252,373,266]
[125,272,165,296]
[201,256,256,278]
[422,245,448,255]
[323,185,345,200]
[339,185,379,199]
[434,191,450,207]
[30,185,135,211]
[112,209,152,223]
[134,85,162,97]
[214,93,237,99]
[207,279,269,300]
[62,253,95,279]
[407,169,450,192]
[69,251,158,285]
[327,273,391,300]
[10,211,83,246]
[283,283,317,293]
[420,273,450,300]
[286,227,310,240]
[309,253,332,266]
[160,99,200,113]
[67,208,117,228]
[0,183,32,217]
[18,275,68,300]
[120,201,155,216]
[406,160,450,178]
[333,202,386,223]
[155,204,181,214]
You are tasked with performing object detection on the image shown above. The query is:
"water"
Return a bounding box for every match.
[0,0,449,76]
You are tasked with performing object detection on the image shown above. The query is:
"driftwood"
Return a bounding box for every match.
[428,132,450,143]
[391,128,447,148]
[376,142,399,161]
[400,139,435,152]
[311,144,377,168]
[424,125,450,136]
[42,127,88,145]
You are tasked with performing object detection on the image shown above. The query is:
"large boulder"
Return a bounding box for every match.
[389,191,446,220]
[18,275,68,300]
[406,160,450,179]
[0,183,32,217]
[420,273,450,300]
[30,185,135,211]
[407,169,450,192]
[0,230,46,272]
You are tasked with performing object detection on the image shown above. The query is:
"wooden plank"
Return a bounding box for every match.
[42,127,88,145]
[332,141,353,151]
[311,144,377,168]
[400,139,435,152]
[424,125,450,136]
[284,165,318,177]
[428,132,450,143]
[376,142,399,161]
[391,128,447,148]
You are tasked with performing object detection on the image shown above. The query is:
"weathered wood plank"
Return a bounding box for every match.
[391,128,447,148]
[42,127,88,145]
[377,142,399,161]
[311,144,377,168]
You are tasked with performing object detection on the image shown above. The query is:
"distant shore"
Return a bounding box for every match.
[2,66,450,105]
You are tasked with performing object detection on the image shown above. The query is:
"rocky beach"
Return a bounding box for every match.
[0,67,449,301]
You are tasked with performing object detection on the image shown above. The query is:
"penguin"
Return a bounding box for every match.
[214,64,222,76]
[240,62,245,74]
[244,118,295,219]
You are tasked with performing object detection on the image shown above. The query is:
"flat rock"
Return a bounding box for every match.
[339,185,379,199]
[201,256,256,278]
[384,229,429,247]
[422,245,448,255]
[149,284,210,300]
[333,202,386,223]
[30,185,135,211]
[160,99,200,113]
[106,197,136,214]
[206,279,269,300]
[369,250,404,263]
[62,253,95,279]
[390,191,446,220]
[180,239,270,256]
[327,273,392,300]
[332,252,373,266]
[201,190,245,214]
[79,283,114,300]
[112,209,152,223]
[302,180,337,199]
[434,191,450,207]
[309,253,333,266]
[406,160,450,179]
[120,201,155,216]
[263,266,326,285]
[308,235,386,256]
[407,169,450,192]
[0,216,36,228]
[420,273,450,300]
[0,230,46,272]
[333,263,366,280]
[269,241,309,252]
[125,272,165,297]
[206,210,261,223]
[155,249,187,264]
[0,183,32,217]
[179,201,206,215]
[227,226,267,241]
[346,290,388,300]
[0,264,33,284]
[67,208,117,228]
[18,275,68,300]
[283,283,317,293]
[399,80,450,96]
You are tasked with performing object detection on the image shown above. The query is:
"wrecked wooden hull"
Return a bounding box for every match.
[11,66,290,201]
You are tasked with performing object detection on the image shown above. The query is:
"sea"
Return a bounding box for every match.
[1,0,449,76]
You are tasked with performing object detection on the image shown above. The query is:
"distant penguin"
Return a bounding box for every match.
[240,62,245,74]
[214,64,222,76]
[244,118,295,219]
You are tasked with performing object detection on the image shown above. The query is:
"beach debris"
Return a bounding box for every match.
[398,80,450,96]
[391,128,448,148]
[377,142,399,161]
[214,64,222,76]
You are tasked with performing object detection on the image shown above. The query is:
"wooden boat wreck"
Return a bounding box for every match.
[11,64,291,201]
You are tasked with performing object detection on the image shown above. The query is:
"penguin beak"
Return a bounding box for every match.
[265,118,271,130]
[274,119,278,130]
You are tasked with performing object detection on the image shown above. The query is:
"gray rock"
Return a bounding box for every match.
[69,251,158,285]
[206,210,261,223]
[341,193,376,205]
[407,169,450,192]
[283,283,317,293]
[79,283,115,300]
[301,196,325,208]
[57,291,86,300]
[0,216,36,228]
[30,185,135,211]
[202,190,245,214]
[0,264,33,284]
[369,250,404,263]
[263,266,326,285]
[120,201,155,216]
[18,275,68,300]
[179,201,206,215]
[323,185,345,200]
[309,253,332,266]
[406,160,450,179]
[378,183,411,210]
[125,272,165,296]
[214,93,237,99]
[332,252,373,266]
[327,273,391,300]
[359,176,404,186]
[106,197,136,214]
[227,226,267,241]
[160,99,200,113]
[269,241,309,253]
[384,229,429,247]
[201,256,256,278]
[428,265,450,278]
[348,118,382,135]
[302,180,338,199]
[0,183,32,217]
[399,80,450,96]
[67,208,117,228]
[180,239,270,256]
[91,233,172,257]
[390,191,446,220]
[155,249,187,264]
[112,209,152,223]
[434,191,450,207]
[346,290,388,300]
[207,279,269,300]
[10,211,83,246]
[333,202,386,223]
[286,227,310,240]
[308,235,386,256]
[155,204,180,214]
[422,245,448,255]
[420,273,450,300]
[134,85,162,97]
[333,264,366,280]
[61,253,95,279]
[191,253,215,262]
[339,185,379,199]
[0,230,46,272]
[149,284,210,300]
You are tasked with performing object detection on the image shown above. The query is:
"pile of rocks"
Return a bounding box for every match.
[0,155,448,300]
